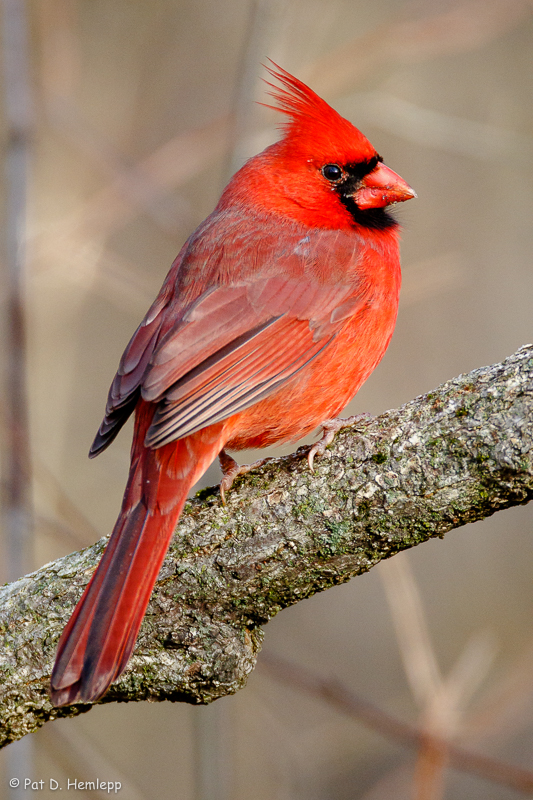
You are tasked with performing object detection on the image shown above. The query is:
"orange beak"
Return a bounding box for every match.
[354,163,416,209]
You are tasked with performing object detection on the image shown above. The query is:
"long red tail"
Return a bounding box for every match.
[50,404,226,706]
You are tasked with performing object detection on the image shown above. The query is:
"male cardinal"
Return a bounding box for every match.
[50,63,415,706]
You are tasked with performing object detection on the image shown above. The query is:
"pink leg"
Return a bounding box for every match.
[307,414,371,472]
[218,449,272,505]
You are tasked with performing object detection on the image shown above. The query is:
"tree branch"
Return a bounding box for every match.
[260,653,533,795]
[1,345,532,746]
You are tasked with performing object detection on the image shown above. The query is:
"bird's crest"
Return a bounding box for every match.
[262,61,376,163]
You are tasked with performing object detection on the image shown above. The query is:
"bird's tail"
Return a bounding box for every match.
[50,403,226,706]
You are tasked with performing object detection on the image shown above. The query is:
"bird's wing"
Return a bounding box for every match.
[143,276,364,447]
[90,222,365,455]
[89,264,178,456]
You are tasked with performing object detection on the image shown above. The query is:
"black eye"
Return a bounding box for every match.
[322,164,343,182]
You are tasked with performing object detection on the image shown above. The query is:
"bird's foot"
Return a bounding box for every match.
[307,414,372,472]
[219,449,272,505]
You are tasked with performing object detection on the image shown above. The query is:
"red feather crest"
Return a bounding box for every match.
[262,61,376,162]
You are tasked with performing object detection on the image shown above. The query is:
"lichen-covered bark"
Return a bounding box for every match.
[1,345,532,746]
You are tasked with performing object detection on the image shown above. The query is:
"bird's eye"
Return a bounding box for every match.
[322,164,343,182]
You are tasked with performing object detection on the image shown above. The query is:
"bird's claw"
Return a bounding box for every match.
[219,449,272,504]
[307,414,372,472]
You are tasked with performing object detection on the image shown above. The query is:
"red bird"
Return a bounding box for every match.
[50,64,415,706]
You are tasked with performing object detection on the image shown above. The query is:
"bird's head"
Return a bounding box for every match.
[224,63,416,232]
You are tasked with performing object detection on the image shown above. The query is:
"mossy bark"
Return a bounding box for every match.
[1,345,533,746]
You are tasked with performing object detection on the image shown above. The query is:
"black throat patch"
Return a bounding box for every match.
[336,159,398,231]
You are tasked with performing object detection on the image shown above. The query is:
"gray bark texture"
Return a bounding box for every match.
[1,345,532,746]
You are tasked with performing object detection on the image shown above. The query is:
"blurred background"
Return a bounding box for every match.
[0,0,533,798]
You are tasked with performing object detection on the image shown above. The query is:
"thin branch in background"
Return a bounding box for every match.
[379,556,446,800]
[1,0,33,581]
[193,704,233,800]
[31,114,229,269]
[35,0,193,243]
[301,0,531,98]
[379,556,443,708]
[345,92,533,166]
[37,0,80,99]
[410,630,496,799]
[259,653,533,795]
[28,112,230,314]
[463,640,533,744]
[45,97,193,237]
[413,736,448,800]
[379,556,497,800]
[37,244,162,314]
[0,0,34,790]
[224,0,287,180]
